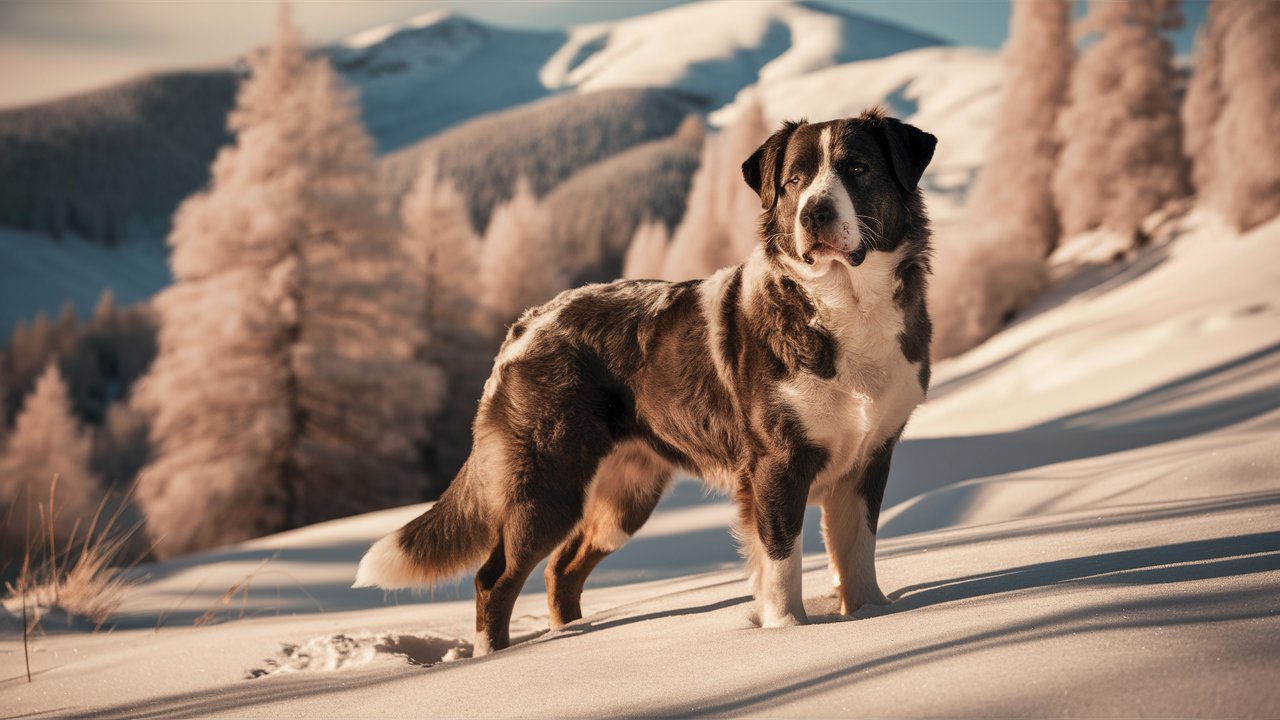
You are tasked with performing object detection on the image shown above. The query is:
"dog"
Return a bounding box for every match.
[355,108,936,655]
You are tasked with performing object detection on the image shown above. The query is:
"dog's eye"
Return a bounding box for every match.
[850,163,868,175]
[788,176,801,185]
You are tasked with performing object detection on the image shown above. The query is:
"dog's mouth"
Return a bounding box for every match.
[802,240,867,267]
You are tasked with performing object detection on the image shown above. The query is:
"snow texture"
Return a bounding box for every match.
[4,205,1279,719]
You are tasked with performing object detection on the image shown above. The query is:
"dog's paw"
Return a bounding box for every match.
[760,611,809,629]
[839,587,891,615]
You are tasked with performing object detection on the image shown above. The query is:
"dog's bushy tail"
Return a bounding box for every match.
[353,460,495,589]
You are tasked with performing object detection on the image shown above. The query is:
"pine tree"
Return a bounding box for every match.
[660,95,769,282]
[932,0,1073,359]
[0,368,8,450]
[1182,1,1228,197]
[54,302,78,352]
[5,313,53,421]
[1053,0,1190,237]
[91,400,150,489]
[0,364,100,559]
[402,163,484,351]
[480,177,568,338]
[401,162,492,484]
[622,221,671,280]
[1189,0,1280,231]
[93,289,118,325]
[134,6,442,557]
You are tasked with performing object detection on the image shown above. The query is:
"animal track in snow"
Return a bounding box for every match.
[246,631,470,679]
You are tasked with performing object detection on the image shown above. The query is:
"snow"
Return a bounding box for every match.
[0,226,169,336]
[5,210,1279,716]
[541,0,941,109]
[334,0,943,154]
[331,13,564,153]
[339,10,460,51]
[4,1,963,329]
[712,46,1004,223]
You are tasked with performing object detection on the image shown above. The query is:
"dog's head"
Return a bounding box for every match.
[742,108,936,268]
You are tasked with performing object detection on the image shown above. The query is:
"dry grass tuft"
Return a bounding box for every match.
[2,477,144,634]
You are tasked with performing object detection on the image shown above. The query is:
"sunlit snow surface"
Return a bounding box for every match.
[6,210,1279,718]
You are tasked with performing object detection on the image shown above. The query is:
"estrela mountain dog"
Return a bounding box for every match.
[356,108,937,656]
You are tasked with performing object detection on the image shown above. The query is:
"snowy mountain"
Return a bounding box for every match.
[713,45,1004,222]
[0,226,168,336]
[540,0,943,107]
[0,0,966,335]
[332,11,566,153]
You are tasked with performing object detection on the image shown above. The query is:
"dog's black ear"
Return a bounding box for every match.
[742,121,801,210]
[881,118,937,194]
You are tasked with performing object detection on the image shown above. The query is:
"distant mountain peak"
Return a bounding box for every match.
[339,10,483,51]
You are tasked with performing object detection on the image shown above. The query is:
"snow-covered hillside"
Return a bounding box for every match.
[713,45,1003,222]
[333,12,565,152]
[541,0,942,108]
[0,0,970,334]
[6,211,1278,717]
[340,0,943,151]
[0,227,168,336]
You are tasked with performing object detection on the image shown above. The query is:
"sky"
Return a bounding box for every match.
[0,0,1207,110]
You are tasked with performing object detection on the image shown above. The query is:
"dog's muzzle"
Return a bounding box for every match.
[800,196,865,266]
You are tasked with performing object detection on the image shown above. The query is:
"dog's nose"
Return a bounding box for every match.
[800,196,835,233]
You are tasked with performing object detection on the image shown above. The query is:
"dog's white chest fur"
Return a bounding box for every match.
[776,251,925,485]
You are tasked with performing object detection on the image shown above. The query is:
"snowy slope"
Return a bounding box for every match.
[713,46,1004,223]
[0,227,168,335]
[541,0,942,108]
[5,212,1279,716]
[332,12,566,153]
[0,1,955,334]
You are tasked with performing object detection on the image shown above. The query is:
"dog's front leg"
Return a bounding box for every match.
[743,452,820,628]
[823,437,898,614]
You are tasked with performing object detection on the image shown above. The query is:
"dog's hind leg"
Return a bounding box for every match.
[473,491,584,656]
[471,423,623,654]
[544,440,673,628]
[823,437,898,614]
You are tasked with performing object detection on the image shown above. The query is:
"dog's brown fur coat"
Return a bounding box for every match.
[355,109,937,654]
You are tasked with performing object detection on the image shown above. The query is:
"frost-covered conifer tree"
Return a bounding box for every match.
[402,163,484,351]
[401,162,491,483]
[134,6,442,557]
[1182,2,1228,198]
[1185,0,1280,231]
[622,221,671,280]
[0,364,100,557]
[1053,0,1189,236]
[660,94,768,281]
[932,0,1073,359]
[480,177,568,337]
[0,369,8,449]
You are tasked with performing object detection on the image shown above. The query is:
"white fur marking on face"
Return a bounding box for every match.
[793,126,861,260]
[758,534,808,628]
